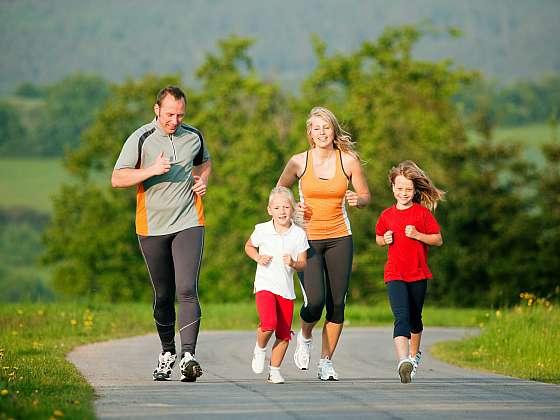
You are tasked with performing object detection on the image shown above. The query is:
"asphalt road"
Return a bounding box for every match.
[68,327,560,419]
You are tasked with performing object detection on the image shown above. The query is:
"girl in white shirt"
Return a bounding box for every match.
[245,186,309,383]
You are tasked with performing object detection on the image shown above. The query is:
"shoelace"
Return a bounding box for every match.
[322,359,335,374]
[158,355,175,370]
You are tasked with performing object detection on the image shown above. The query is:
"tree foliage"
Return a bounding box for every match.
[42,27,559,306]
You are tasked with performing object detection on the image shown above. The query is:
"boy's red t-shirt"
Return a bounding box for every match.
[375,203,440,283]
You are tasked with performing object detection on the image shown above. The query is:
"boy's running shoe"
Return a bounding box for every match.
[152,351,177,381]
[397,358,414,383]
[267,367,285,384]
[317,357,339,381]
[180,352,203,382]
[294,330,312,370]
[410,351,422,379]
[252,344,266,374]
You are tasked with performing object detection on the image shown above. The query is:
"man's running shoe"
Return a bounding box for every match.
[397,358,413,383]
[317,357,339,381]
[410,351,422,379]
[152,351,177,381]
[180,352,203,382]
[252,344,266,374]
[267,367,285,384]
[293,330,312,370]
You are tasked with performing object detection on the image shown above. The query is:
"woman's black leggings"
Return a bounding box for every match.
[298,235,353,324]
[138,226,204,355]
[386,279,427,338]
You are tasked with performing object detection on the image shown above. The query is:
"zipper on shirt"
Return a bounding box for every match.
[169,134,177,162]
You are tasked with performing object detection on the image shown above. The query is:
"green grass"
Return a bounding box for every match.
[0,158,107,214]
[0,158,76,213]
[0,301,488,419]
[468,122,559,167]
[431,300,559,384]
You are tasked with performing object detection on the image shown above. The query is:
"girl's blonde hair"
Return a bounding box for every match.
[306,107,359,160]
[389,160,445,211]
[268,186,297,210]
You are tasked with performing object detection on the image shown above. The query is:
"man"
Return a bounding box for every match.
[112,86,211,382]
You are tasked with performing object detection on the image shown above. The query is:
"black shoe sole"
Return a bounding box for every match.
[399,361,413,383]
[153,373,171,381]
[180,360,203,382]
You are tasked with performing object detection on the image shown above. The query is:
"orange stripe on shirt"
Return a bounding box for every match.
[194,194,205,225]
[136,184,148,235]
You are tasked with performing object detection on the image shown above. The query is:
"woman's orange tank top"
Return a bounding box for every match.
[298,149,351,240]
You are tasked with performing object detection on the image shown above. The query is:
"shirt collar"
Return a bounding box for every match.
[264,219,295,235]
[151,118,184,137]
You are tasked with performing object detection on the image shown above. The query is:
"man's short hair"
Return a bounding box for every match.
[156,86,186,106]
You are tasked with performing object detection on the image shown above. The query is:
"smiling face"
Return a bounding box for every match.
[268,194,294,231]
[392,175,415,209]
[308,116,335,149]
[154,94,186,135]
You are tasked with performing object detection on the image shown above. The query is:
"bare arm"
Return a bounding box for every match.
[416,232,443,247]
[283,250,307,272]
[276,154,304,188]
[376,231,393,247]
[111,151,170,188]
[405,225,443,247]
[343,155,370,208]
[245,239,272,266]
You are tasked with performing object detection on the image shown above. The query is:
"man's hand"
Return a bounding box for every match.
[151,152,171,176]
[192,175,207,196]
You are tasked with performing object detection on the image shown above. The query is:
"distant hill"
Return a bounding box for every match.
[1,0,559,95]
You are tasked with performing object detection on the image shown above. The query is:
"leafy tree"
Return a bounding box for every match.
[0,101,25,155]
[34,74,111,156]
[533,126,560,299]
[297,26,476,302]
[455,74,560,127]
[43,74,179,301]
[0,209,53,302]
[430,135,538,306]
[43,37,291,302]
[187,36,292,301]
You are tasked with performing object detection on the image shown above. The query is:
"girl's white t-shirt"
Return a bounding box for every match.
[250,220,309,300]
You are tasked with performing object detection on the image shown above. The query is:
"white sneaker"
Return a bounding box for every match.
[317,357,339,381]
[294,330,312,370]
[397,358,414,383]
[179,352,203,382]
[410,351,422,379]
[267,367,285,384]
[152,351,177,381]
[252,344,266,374]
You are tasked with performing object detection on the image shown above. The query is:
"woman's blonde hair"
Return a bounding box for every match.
[268,186,296,210]
[389,160,445,211]
[306,107,359,160]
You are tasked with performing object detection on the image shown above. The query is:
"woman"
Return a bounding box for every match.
[277,106,370,380]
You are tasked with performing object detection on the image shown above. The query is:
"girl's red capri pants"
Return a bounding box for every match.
[255,290,294,341]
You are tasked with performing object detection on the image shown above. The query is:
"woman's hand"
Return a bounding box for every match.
[345,190,361,207]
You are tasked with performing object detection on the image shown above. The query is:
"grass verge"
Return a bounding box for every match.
[431,298,559,384]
